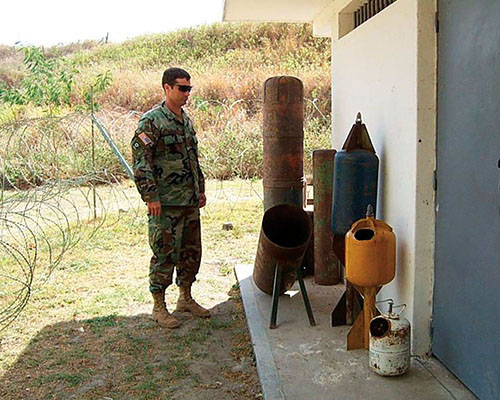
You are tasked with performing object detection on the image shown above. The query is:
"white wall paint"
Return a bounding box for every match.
[223,0,331,23]
[331,0,436,355]
[412,0,437,356]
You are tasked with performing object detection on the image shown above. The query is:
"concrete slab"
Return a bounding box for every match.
[236,264,477,400]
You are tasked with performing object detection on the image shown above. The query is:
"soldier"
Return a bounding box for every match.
[131,67,210,329]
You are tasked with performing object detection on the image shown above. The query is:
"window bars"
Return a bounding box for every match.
[354,0,398,28]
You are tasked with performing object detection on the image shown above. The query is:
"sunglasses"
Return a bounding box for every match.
[175,84,193,93]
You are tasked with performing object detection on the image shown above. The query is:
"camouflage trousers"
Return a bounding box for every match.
[148,206,201,293]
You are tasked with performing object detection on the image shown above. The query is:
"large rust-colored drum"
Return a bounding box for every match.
[262,76,304,211]
[253,204,312,295]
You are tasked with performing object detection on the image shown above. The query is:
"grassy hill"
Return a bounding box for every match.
[0,22,331,182]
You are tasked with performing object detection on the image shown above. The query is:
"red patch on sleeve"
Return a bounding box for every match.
[138,132,152,146]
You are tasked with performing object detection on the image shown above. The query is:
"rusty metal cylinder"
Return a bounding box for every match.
[262,76,304,211]
[253,204,312,295]
[313,149,340,285]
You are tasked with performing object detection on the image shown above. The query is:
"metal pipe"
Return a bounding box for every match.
[313,149,340,285]
[91,90,97,220]
[91,114,134,179]
[262,76,304,211]
[253,204,312,295]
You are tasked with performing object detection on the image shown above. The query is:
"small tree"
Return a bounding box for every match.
[0,46,79,113]
[82,71,113,113]
[0,46,112,115]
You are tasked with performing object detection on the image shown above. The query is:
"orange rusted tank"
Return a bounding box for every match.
[345,206,396,288]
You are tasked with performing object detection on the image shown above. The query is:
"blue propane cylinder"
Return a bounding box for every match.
[331,114,379,235]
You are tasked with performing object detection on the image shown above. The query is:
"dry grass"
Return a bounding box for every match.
[0,23,332,184]
[1,22,331,114]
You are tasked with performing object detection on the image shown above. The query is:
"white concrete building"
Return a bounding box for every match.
[223,1,500,399]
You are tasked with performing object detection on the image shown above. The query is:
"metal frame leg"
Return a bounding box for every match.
[297,267,316,326]
[270,263,282,329]
[331,290,347,326]
[332,279,364,326]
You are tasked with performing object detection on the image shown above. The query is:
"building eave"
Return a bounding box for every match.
[223,0,334,37]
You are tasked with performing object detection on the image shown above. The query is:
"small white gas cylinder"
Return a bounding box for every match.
[369,300,410,376]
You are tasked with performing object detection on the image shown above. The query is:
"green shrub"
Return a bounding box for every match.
[0,47,79,112]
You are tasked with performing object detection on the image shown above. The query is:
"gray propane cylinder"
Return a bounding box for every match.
[369,300,410,376]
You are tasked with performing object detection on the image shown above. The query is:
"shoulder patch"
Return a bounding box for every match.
[138,132,153,146]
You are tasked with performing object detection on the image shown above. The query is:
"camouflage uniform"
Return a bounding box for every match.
[131,101,205,293]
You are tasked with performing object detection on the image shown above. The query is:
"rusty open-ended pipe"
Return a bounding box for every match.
[253,204,312,295]
[262,76,304,211]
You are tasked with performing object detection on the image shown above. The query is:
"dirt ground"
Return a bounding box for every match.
[0,293,261,400]
[0,180,263,399]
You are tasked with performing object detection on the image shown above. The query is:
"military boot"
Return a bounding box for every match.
[176,285,211,318]
[152,291,181,328]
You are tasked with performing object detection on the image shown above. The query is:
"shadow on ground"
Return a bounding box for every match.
[0,296,260,400]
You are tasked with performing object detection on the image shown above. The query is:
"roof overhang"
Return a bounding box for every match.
[222,0,335,37]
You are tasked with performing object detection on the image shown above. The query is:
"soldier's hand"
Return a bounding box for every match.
[147,201,162,217]
[199,192,207,208]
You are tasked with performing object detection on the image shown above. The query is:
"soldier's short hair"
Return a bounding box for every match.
[162,68,191,88]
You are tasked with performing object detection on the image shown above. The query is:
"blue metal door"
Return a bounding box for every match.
[434,2,500,399]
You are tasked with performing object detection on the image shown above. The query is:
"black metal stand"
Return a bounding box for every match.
[270,264,282,329]
[297,265,316,327]
[270,263,316,329]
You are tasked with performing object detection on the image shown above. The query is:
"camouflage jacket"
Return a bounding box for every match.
[131,102,205,206]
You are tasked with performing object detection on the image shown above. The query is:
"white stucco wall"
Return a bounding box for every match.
[331,0,436,355]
